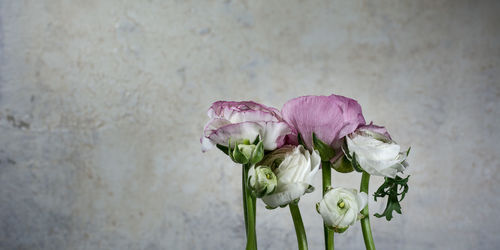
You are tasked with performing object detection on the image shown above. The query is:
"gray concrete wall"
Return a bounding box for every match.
[0,1,499,249]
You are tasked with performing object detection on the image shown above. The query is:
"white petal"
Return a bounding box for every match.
[357,192,368,212]
[201,136,215,152]
[208,122,261,147]
[261,182,308,208]
[260,121,291,150]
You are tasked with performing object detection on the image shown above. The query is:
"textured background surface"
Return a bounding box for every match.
[1,1,499,249]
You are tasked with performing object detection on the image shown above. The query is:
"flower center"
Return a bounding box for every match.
[337,200,345,209]
[265,173,272,180]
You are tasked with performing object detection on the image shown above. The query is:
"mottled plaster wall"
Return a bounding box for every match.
[0,1,499,249]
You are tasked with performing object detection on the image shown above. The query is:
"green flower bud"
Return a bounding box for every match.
[230,140,264,164]
[248,165,277,198]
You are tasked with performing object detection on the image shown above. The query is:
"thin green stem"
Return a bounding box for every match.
[243,166,248,232]
[322,161,334,250]
[360,172,376,250]
[243,164,257,250]
[289,203,308,250]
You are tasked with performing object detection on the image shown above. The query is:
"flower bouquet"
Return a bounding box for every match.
[201,94,410,250]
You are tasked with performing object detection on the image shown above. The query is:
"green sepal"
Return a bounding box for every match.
[249,140,264,165]
[305,185,315,193]
[279,204,288,208]
[331,155,354,173]
[297,133,307,148]
[232,142,249,164]
[254,186,268,198]
[315,203,320,214]
[227,139,234,161]
[350,153,364,172]
[406,147,411,156]
[331,226,348,233]
[373,175,410,221]
[251,136,260,145]
[313,133,335,161]
[216,144,229,156]
[265,205,277,210]
[253,183,277,198]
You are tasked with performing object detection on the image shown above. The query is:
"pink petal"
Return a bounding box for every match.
[358,122,392,140]
[201,100,293,152]
[208,101,282,121]
[207,122,262,147]
[281,94,365,150]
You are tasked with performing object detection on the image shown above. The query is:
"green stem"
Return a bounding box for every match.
[322,161,334,250]
[243,164,257,250]
[289,203,308,250]
[360,172,376,250]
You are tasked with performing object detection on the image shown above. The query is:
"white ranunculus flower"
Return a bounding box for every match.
[346,128,408,178]
[317,187,367,232]
[248,165,277,198]
[261,145,320,208]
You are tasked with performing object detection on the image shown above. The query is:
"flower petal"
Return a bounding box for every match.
[208,101,282,121]
[260,121,292,150]
[261,182,309,208]
[282,94,365,150]
[357,192,368,212]
[200,136,215,152]
[358,122,392,140]
[207,122,262,147]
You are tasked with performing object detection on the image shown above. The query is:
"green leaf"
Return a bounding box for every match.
[312,133,335,161]
[373,175,410,221]
[406,147,412,157]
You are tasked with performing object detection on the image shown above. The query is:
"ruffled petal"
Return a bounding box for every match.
[358,122,392,140]
[207,122,262,147]
[261,182,309,208]
[282,95,365,150]
[260,121,292,150]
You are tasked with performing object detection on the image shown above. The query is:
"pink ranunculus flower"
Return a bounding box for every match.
[281,94,366,161]
[201,101,292,152]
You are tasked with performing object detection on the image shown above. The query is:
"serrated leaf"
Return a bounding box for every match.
[373,175,410,221]
[312,133,335,161]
